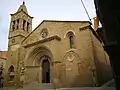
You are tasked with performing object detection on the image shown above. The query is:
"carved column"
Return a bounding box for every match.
[25,21,27,31]
[10,21,13,31]
[19,19,22,30]
[15,20,17,30]
[39,66,42,83]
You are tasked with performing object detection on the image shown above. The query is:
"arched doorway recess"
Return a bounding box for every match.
[8,65,15,81]
[41,56,50,83]
[26,46,53,83]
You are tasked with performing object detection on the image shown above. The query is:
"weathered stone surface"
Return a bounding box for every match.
[4,2,112,89]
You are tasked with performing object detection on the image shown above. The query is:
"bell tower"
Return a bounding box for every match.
[4,2,33,87]
[8,1,33,47]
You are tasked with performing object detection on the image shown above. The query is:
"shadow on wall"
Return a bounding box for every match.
[61,61,113,87]
[95,59,113,86]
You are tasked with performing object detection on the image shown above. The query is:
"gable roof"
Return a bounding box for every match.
[21,20,91,43]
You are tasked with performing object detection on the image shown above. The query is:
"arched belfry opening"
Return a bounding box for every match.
[41,56,50,83]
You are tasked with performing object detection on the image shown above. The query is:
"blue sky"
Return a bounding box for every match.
[0,0,96,51]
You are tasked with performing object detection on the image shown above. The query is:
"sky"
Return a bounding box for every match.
[0,0,96,51]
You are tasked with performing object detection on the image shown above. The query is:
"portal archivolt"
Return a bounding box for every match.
[26,46,52,83]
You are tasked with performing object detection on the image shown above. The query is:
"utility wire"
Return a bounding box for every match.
[80,0,92,23]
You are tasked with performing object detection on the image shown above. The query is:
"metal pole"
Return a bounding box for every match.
[80,0,92,23]
[81,0,92,23]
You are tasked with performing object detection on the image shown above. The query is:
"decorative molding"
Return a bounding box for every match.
[9,34,26,39]
[64,30,75,38]
[66,48,77,53]
[52,61,62,64]
[67,54,74,62]
[10,11,33,18]
[63,50,81,65]
[23,35,61,48]
[25,66,40,68]
[79,25,90,31]
[51,61,62,66]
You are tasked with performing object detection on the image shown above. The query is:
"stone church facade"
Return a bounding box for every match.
[4,2,112,88]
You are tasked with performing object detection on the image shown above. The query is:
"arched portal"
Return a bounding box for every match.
[26,46,53,83]
[41,56,50,83]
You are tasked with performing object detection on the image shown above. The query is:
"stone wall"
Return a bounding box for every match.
[91,30,113,85]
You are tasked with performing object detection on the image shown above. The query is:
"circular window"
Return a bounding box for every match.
[41,28,48,38]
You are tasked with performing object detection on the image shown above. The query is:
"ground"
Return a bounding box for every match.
[1,79,116,90]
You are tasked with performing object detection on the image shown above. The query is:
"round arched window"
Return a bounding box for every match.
[69,35,74,49]
[66,31,75,49]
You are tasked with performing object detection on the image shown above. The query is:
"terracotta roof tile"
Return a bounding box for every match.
[0,51,7,59]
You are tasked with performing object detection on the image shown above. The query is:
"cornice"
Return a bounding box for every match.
[23,35,61,48]
[10,11,33,18]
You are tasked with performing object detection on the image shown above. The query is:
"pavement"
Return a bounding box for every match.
[0,79,116,90]
[1,87,116,90]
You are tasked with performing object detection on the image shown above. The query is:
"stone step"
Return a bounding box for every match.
[54,87,116,90]
[20,83,54,90]
[2,87,116,90]
[100,79,115,87]
[2,80,116,90]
